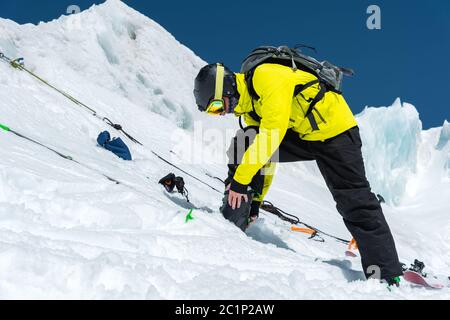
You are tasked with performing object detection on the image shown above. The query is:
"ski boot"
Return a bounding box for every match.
[387,276,401,288]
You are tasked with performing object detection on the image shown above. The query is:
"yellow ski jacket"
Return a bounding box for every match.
[231,63,358,200]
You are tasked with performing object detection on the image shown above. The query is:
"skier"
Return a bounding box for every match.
[193,60,403,286]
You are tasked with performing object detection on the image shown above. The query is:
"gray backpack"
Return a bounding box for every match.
[240,45,354,130]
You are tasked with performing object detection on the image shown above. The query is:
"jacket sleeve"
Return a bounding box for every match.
[253,162,277,203]
[231,65,294,193]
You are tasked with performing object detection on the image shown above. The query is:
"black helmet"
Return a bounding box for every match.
[194,63,237,112]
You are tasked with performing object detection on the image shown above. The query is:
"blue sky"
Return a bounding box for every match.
[1,0,449,128]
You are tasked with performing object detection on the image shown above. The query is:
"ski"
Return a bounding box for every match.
[402,260,449,289]
[403,271,445,289]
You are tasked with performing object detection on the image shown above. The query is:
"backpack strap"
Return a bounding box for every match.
[245,69,260,100]
[246,74,326,131]
[305,81,326,115]
[293,80,320,97]
[307,111,319,131]
[244,69,262,123]
[248,99,262,123]
[304,81,326,131]
[294,80,327,131]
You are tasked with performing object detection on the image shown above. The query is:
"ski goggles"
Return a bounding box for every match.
[205,99,225,115]
[205,63,225,115]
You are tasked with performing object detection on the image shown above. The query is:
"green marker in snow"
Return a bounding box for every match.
[0,123,10,132]
[185,209,194,223]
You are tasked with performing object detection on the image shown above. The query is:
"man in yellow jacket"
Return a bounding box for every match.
[194,62,403,285]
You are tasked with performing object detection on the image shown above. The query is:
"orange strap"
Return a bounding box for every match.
[291,226,316,235]
[348,238,358,251]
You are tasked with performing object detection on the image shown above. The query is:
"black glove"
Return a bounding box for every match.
[158,173,185,194]
[249,201,260,218]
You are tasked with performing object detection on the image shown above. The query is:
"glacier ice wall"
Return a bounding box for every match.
[436,120,450,177]
[356,98,422,205]
[437,120,450,150]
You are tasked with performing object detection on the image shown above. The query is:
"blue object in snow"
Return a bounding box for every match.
[97,131,132,160]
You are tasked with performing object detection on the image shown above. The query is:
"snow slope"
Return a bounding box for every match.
[0,0,449,299]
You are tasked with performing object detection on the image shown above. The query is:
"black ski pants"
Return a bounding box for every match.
[224,126,403,280]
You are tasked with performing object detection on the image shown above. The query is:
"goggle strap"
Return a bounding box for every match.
[214,64,224,100]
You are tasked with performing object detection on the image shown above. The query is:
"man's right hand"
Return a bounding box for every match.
[228,189,249,210]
